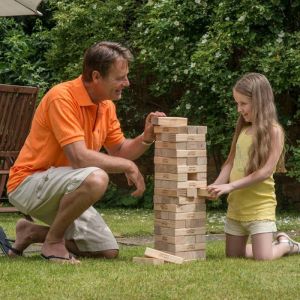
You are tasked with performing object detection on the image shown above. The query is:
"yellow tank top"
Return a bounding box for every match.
[227,127,276,221]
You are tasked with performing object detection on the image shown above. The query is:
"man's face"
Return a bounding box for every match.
[94,58,130,101]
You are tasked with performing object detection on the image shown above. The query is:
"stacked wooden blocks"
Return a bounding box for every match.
[152,117,207,261]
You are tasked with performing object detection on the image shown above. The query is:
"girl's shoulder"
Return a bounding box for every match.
[271,122,285,143]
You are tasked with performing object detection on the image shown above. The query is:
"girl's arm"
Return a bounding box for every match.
[206,157,234,198]
[208,126,284,197]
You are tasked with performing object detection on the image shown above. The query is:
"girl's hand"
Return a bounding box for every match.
[207,183,234,198]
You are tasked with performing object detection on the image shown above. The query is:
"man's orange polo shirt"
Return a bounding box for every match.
[7,76,125,193]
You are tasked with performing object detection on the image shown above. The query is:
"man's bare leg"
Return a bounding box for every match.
[65,240,118,259]
[40,169,109,262]
[8,218,49,257]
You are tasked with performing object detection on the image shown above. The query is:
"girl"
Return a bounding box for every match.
[207,73,300,260]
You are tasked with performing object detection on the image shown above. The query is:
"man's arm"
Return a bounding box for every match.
[63,141,145,197]
[106,111,166,160]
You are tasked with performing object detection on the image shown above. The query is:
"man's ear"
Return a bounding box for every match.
[92,70,102,82]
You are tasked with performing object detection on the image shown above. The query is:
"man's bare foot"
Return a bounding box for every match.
[41,240,80,264]
[8,219,38,257]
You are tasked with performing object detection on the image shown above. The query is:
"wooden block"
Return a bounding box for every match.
[196,235,206,243]
[173,250,206,260]
[188,172,207,181]
[153,194,206,205]
[154,156,187,165]
[144,247,184,264]
[155,164,206,174]
[187,188,197,198]
[155,141,187,150]
[168,243,206,252]
[132,257,164,265]
[154,210,169,220]
[197,188,211,198]
[154,203,205,213]
[154,241,169,251]
[155,218,186,229]
[154,226,206,236]
[186,141,206,150]
[155,133,206,142]
[155,149,206,158]
[168,211,206,220]
[155,180,207,189]
[154,188,188,197]
[185,219,206,227]
[151,117,188,127]
[187,157,207,165]
[154,126,188,134]
[155,235,196,244]
[187,126,207,134]
[155,172,188,181]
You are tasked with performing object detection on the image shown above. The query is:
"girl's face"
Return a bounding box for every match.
[233,89,253,123]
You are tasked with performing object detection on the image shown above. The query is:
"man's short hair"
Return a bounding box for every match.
[82,41,133,81]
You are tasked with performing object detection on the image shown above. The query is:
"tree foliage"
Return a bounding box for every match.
[0,0,299,207]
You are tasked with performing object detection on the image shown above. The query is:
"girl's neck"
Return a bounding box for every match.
[245,125,253,135]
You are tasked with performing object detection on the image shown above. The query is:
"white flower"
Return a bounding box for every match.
[201,39,207,44]
[186,90,190,94]
[174,21,180,26]
[185,103,191,110]
[173,75,178,81]
[183,69,188,74]
[190,62,196,68]
[278,31,285,38]
[238,15,246,22]
[169,44,174,50]
[141,49,147,55]
[225,17,230,21]
[117,6,123,11]
[174,36,180,42]
[276,37,283,43]
[195,0,201,4]
[215,51,221,58]
[92,4,97,9]
[137,22,142,28]
[176,106,180,110]
[211,85,216,92]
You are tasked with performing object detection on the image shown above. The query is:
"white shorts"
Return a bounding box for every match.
[225,218,277,236]
[9,166,118,252]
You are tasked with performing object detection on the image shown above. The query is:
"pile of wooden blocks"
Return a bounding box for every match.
[133,117,210,265]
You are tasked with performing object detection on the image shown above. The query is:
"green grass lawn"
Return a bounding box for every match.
[1,209,300,299]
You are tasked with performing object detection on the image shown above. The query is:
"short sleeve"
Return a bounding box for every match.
[47,98,85,147]
[103,101,125,147]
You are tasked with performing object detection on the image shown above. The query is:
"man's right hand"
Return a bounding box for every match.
[124,161,145,197]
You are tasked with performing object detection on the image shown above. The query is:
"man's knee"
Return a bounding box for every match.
[101,249,119,259]
[81,169,109,199]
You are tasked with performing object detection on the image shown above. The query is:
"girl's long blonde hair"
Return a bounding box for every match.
[226,73,285,174]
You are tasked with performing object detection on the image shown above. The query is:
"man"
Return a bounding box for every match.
[6,41,165,264]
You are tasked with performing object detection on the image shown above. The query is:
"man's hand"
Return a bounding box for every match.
[207,183,234,198]
[143,111,166,143]
[124,161,145,197]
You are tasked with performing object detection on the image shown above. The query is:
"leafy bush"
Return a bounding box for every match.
[1,0,300,208]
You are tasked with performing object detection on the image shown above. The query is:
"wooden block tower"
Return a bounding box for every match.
[152,117,208,261]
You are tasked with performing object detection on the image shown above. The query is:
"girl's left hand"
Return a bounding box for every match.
[207,183,234,197]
